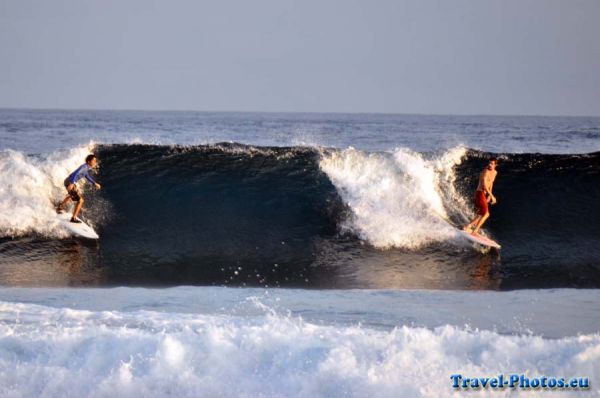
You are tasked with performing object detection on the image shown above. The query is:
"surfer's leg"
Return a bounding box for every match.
[472,213,489,234]
[59,184,78,212]
[465,190,486,232]
[463,216,480,231]
[57,194,70,212]
[469,191,489,233]
[72,197,84,220]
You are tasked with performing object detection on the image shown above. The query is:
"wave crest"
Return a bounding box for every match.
[319,147,468,248]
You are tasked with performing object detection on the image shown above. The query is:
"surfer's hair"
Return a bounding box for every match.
[86,154,96,163]
[489,157,498,163]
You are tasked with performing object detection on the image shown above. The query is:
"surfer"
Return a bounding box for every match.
[56,154,102,223]
[463,157,498,235]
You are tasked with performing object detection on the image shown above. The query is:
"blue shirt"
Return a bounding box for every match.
[67,163,97,185]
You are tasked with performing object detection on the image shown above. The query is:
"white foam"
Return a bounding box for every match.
[319,146,470,248]
[0,144,96,238]
[0,299,597,398]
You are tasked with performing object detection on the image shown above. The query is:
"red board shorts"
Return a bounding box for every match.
[474,190,489,216]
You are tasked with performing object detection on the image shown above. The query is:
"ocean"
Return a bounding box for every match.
[0,109,599,397]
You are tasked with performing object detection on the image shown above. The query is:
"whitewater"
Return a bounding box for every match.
[0,287,599,398]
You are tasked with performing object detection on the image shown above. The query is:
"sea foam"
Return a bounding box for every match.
[0,299,598,398]
[319,146,471,248]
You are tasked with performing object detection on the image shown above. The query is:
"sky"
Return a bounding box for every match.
[0,0,599,116]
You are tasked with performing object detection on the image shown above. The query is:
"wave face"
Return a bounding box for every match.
[461,151,600,278]
[93,144,342,286]
[0,144,599,289]
[0,295,599,398]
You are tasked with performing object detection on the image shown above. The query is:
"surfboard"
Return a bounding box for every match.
[458,230,501,249]
[57,212,99,239]
[428,209,501,249]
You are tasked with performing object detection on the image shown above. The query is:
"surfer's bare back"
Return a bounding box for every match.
[463,157,498,235]
[57,154,102,223]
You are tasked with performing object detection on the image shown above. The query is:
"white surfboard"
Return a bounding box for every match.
[429,209,501,250]
[57,212,99,239]
[458,230,501,249]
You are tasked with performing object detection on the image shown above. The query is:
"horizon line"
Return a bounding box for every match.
[1,106,599,119]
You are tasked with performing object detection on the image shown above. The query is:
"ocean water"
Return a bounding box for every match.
[0,287,599,397]
[1,109,599,397]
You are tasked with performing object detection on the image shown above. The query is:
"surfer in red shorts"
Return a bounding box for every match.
[463,157,498,235]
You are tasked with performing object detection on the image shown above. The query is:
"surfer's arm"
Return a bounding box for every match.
[482,170,496,202]
[67,164,85,184]
[84,174,97,185]
[84,171,101,188]
[486,186,496,204]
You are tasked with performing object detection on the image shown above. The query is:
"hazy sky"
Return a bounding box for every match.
[1,0,599,116]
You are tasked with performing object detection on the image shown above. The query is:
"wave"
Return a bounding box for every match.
[0,143,599,288]
[0,298,598,397]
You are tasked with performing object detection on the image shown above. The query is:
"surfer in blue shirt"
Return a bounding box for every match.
[56,154,102,223]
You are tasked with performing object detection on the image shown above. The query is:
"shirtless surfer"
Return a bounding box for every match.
[463,157,498,235]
